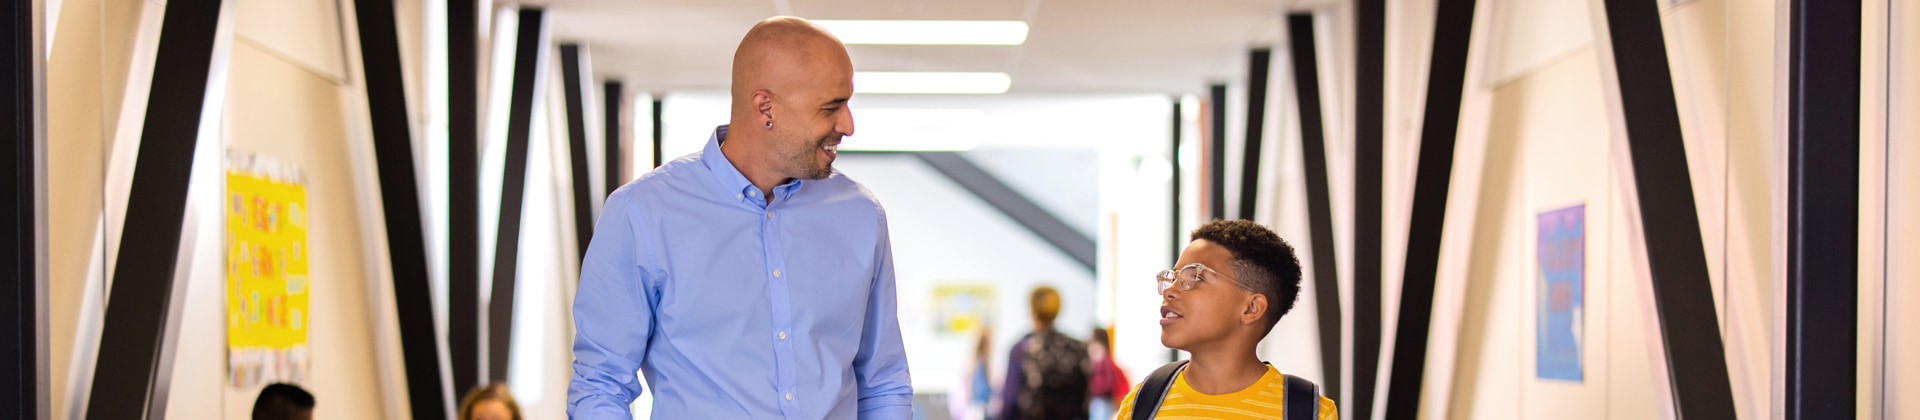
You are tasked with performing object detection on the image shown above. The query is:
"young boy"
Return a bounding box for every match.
[1116,219,1337,420]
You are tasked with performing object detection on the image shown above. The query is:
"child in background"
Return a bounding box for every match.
[1087,326,1130,420]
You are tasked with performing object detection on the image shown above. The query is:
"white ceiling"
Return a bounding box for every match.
[543,0,1339,94]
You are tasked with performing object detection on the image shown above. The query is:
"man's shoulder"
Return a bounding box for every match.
[609,154,709,202]
[800,169,887,218]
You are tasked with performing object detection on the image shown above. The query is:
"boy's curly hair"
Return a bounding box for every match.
[1189,219,1302,333]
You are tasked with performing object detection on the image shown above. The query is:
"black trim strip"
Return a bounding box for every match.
[1209,84,1227,222]
[447,0,481,395]
[2,0,44,415]
[910,152,1097,272]
[85,0,221,417]
[1167,96,1182,362]
[1597,0,1743,418]
[561,44,594,264]
[1784,0,1860,418]
[1287,13,1342,405]
[1381,0,1475,416]
[1239,48,1271,221]
[1171,99,1183,265]
[651,97,664,168]
[1352,0,1385,418]
[489,7,545,383]
[355,0,454,416]
[604,80,623,195]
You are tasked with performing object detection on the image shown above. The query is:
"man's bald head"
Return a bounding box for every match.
[721,16,857,191]
[731,17,853,111]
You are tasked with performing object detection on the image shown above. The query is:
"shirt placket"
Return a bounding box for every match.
[757,187,799,417]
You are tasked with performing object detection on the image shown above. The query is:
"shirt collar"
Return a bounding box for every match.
[700,125,804,204]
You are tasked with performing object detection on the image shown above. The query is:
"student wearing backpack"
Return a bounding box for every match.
[1116,220,1338,420]
[1000,286,1093,420]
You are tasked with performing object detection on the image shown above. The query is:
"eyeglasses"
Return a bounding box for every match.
[1155,263,1242,295]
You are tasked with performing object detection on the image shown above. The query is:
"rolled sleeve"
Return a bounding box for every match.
[567,193,656,419]
[853,211,913,419]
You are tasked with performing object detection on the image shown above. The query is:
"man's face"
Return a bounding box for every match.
[769,50,855,181]
[1158,239,1254,351]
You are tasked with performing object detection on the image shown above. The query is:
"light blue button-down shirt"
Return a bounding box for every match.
[568,125,913,419]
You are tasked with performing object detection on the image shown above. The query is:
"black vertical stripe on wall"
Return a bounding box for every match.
[85,0,221,418]
[604,80,624,195]
[1352,0,1386,418]
[1,0,44,415]
[1209,84,1227,222]
[447,0,482,395]
[1239,48,1271,221]
[1597,0,1742,418]
[1171,99,1183,266]
[355,0,454,416]
[1286,13,1343,406]
[1785,0,1860,418]
[651,97,664,168]
[561,44,594,264]
[1381,0,1475,417]
[490,7,546,383]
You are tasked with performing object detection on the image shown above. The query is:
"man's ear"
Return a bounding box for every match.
[1241,293,1268,325]
[752,89,776,127]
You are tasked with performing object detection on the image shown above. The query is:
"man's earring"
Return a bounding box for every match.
[765,120,773,128]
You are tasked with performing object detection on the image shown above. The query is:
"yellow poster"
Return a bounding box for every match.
[225,151,310,388]
[932,284,995,336]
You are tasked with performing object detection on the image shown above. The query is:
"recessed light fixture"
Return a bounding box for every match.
[813,20,1029,45]
[853,72,1011,94]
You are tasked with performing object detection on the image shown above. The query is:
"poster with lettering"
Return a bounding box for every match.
[1535,204,1584,382]
[226,150,310,388]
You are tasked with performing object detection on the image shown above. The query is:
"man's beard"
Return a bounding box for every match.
[781,131,837,180]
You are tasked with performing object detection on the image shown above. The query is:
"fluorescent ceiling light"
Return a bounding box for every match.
[854,72,1011,94]
[814,20,1028,45]
[840,109,988,151]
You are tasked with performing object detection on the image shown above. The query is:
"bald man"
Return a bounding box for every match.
[567,17,912,419]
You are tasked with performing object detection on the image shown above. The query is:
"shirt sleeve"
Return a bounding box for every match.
[566,192,656,419]
[1114,381,1142,420]
[1317,396,1339,420]
[999,338,1026,420]
[854,209,913,419]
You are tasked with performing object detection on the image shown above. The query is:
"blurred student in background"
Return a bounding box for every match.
[458,382,523,420]
[950,326,999,420]
[251,383,314,420]
[1001,286,1092,420]
[1086,326,1130,419]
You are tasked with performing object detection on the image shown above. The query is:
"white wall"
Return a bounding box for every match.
[1884,0,1919,417]
[1413,0,1783,418]
[165,18,399,420]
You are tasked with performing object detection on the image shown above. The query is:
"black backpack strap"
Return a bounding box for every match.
[1282,373,1319,420]
[1130,360,1188,420]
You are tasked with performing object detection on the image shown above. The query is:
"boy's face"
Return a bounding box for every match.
[1159,239,1259,351]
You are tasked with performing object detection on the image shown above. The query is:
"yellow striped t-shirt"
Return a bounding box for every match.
[1114,365,1338,420]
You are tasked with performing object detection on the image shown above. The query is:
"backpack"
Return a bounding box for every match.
[1130,360,1319,420]
[1016,331,1091,419]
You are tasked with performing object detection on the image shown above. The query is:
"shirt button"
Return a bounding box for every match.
[773,269,781,277]
[785,393,793,401]
[749,190,758,197]
[779,332,787,340]
[766,211,773,219]
[735,193,743,199]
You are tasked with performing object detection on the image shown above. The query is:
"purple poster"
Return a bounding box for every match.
[1536,204,1584,382]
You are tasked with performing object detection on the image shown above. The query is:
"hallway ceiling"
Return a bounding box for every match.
[544,0,1337,94]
